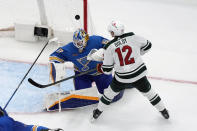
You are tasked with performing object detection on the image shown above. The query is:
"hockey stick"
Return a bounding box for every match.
[28,68,97,88]
[3,40,50,110]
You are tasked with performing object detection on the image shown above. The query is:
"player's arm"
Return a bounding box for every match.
[140,39,152,55]
[49,47,66,63]
[134,35,152,55]
[101,47,114,74]
[0,107,63,131]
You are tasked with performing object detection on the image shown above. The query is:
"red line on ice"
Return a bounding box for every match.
[148,76,197,85]
[1,58,197,85]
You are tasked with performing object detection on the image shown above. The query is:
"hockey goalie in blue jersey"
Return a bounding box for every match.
[48,28,124,110]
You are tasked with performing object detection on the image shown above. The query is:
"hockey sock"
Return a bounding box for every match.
[142,87,165,112]
[97,86,119,111]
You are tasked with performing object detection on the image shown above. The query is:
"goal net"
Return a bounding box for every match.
[0,0,95,43]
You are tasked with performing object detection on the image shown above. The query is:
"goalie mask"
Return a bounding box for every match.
[73,28,89,49]
[107,20,124,36]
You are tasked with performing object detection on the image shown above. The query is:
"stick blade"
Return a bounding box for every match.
[28,78,45,88]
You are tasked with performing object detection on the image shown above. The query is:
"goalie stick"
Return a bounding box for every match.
[28,68,97,88]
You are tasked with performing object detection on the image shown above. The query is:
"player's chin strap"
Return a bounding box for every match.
[28,68,97,88]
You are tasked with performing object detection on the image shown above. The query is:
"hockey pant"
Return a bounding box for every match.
[98,76,165,112]
[74,72,124,102]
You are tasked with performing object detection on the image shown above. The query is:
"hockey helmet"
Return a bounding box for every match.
[107,20,124,36]
[73,28,89,49]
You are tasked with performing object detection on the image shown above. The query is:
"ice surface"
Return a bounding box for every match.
[0,0,197,130]
[0,60,74,112]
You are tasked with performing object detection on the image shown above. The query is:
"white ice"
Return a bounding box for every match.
[0,0,197,130]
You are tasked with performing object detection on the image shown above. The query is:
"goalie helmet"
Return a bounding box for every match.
[73,28,89,49]
[107,20,124,36]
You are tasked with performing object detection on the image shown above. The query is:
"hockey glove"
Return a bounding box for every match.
[87,48,104,61]
[0,109,4,117]
[49,37,59,44]
[87,49,98,60]
[97,63,103,73]
[0,106,8,117]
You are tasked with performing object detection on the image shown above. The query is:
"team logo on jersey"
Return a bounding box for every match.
[76,56,90,71]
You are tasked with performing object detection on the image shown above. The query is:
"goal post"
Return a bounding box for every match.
[36,0,48,26]
[83,0,88,33]
[37,0,89,32]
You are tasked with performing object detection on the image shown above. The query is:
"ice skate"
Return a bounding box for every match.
[90,109,103,123]
[160,108,170,119]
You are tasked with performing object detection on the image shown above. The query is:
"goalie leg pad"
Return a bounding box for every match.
[49,62,66,83]
[46,94,99,111]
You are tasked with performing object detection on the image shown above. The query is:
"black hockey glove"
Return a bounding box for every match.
[0,107,5,117]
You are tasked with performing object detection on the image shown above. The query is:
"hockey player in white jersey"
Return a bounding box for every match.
[90,20,169,122]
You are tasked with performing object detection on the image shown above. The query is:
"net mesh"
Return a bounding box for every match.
[0,0,95,38]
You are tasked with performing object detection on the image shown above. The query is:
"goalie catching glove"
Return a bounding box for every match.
[87,48,104,61]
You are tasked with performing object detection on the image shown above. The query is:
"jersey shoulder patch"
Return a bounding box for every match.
[56,48,64,53]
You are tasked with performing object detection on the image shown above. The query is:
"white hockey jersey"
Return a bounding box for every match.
[102,32,152,83]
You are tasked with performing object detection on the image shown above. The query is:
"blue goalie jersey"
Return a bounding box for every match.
[47,35,124,110]
[49,35,108,75]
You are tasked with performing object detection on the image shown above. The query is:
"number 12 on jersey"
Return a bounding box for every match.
[115,45,135,66]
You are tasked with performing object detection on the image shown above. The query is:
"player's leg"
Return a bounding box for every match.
[133,76,169,119]
[90,86,119,122]
[93,74,124,102]
[73,72,92,90]
[91,78,125,122]
[92,74,112,94]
